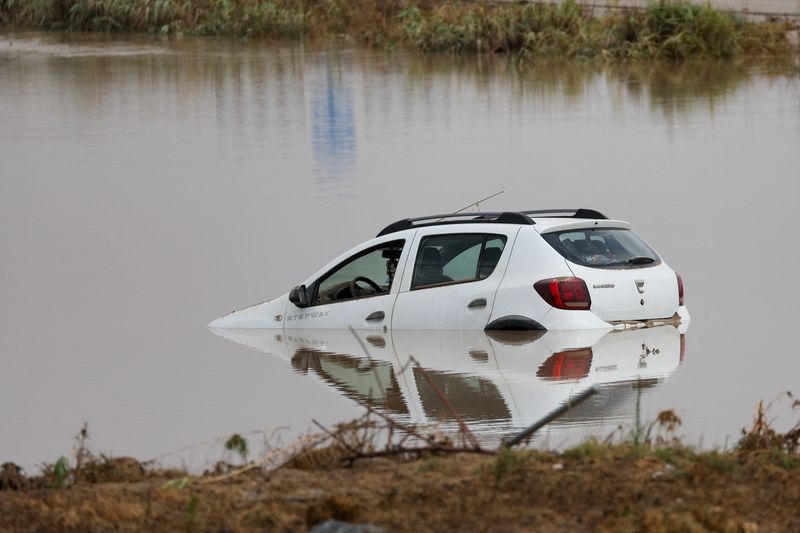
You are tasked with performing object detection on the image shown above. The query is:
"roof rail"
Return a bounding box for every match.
[376,208,608,237]
[376,211,533,237]
[521,208,608,220]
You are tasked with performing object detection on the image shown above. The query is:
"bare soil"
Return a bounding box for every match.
[2,446,799,532]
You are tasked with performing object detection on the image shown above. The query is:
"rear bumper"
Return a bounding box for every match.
[539,308,613,331]
[676,305,691,334]
[536,305,691,332]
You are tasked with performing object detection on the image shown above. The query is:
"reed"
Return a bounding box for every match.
[1,0,796,59]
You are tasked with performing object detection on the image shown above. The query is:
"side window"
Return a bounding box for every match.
[411,234,507,290]
[314,240,404,305]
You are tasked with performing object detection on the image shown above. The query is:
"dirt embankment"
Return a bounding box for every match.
[1,444,799,532]
[3,399,798,532]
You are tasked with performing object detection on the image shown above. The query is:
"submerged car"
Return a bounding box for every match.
[209,209,689,331]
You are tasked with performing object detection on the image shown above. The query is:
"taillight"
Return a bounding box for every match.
[534,277,591,310]
[537,348,593,380]
[676,273,684,306]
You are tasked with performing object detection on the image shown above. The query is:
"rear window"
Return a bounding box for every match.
[542,228,661,269]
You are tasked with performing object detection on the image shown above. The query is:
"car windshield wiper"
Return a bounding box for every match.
[626,256,656,265]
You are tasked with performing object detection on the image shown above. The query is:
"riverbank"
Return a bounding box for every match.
[1,0,798,60]
[2,444,799,531]
[2,403,798,532]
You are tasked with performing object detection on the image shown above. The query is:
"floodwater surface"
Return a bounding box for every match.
[1,32,799,470]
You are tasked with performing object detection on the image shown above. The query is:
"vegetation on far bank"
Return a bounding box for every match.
[1,0,798,60]
[1,394,798,531]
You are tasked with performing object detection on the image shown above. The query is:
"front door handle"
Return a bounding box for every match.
[365,311,385,322]
[468,298,487,309]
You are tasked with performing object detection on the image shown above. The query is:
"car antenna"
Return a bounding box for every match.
[436,190,504,222]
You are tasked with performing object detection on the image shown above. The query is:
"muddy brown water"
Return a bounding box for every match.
[1,31,799,471]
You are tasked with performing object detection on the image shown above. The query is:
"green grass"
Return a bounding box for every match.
[768,447,800,470]
[1,0,796,60]
[492,446,527,484]
[698,451,740,475]
[52,456,70,488]
[224,433,249,464]
[561,438,614,462]
[653,446,680,463]
[415,456,441,472]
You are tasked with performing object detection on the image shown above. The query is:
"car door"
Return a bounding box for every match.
[391,226,519,330]
[284,237,412,330]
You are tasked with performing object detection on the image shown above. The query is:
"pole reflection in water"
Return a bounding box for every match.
[308,57,357,198]
[211,325,688,447]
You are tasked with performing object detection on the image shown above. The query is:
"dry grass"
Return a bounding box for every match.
[1,396,798,531]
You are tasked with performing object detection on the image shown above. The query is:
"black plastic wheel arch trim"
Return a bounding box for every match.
[485,315,547,331]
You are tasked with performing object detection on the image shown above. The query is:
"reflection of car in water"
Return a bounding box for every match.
[210,209,690,332]
[211,325,686,442]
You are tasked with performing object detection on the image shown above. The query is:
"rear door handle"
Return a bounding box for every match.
[365,311,385,322]
[468,298,487,309]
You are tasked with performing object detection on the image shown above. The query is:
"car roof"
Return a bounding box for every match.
[376,209,611,237]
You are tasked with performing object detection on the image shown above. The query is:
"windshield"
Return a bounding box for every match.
[542,228,661,269]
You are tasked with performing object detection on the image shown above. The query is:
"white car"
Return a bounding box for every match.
[209,209,690,331]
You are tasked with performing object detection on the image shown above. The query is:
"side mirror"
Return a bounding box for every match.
[289,284,309,308]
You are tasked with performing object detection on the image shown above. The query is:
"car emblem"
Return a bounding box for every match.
[635,279,645,294]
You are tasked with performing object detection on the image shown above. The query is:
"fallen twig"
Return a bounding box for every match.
[345,445,495,463]
[503,387,598,448]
